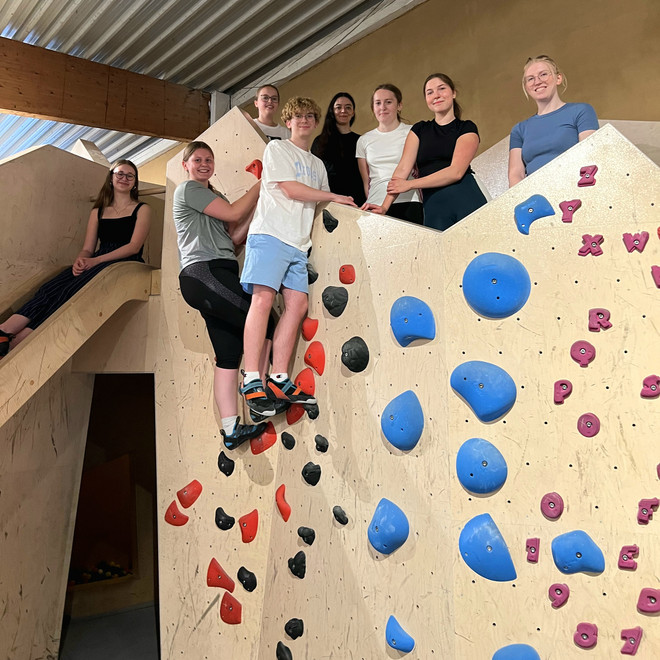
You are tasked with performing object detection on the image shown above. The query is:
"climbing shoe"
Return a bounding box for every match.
[249,397,290,423]
[240,372,276,417]
[221,417,267,450]
[0,330,13,358]
[266,376,317,405]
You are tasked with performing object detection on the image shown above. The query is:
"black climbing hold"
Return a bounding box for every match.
[215,507,235,531]
[297,526,316,545]
[304,402,319,420]
[276,641,293,660]
[322,286,348,317]
[323,208,339,232]
[288,550,306,579]
[333,505,348,525]
[307,261,318,285]
[237,566,257,592]
[281,432,296,450]
[285,618,304,639]
[217,451,235,477]
[302,462,321,486]
[314,434,329,453]
[341,336,369,373]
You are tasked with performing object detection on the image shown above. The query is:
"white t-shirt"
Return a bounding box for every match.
[355,123,421,205]
[249,139,330,252]
[254,119,291,141]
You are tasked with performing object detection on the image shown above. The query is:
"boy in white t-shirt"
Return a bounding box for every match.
[240,96,356,416]
[253,84,291,141]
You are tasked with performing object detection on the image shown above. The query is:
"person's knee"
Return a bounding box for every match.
[287,294,308,322]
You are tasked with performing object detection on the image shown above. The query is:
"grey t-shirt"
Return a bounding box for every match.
[173,180,236,270]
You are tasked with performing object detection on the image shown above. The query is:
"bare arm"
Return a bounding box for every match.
[376,131,420,213]
[203,182,260,223]
[508,147,525,187]
[357,158,370,199]
[578,129,596,141]
[72,210,100,275]
[278,181,356,206]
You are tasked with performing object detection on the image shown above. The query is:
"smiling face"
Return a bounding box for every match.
[286,111,318,138]
[112,163,137,193]
[254,85,280,121]
[183,148,215,184]
[372,89,401,128]
[424,77,456,116]
[523,60,562,103]
[333,96,355,127]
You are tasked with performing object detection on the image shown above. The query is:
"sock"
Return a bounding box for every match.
[271,372,288,382]
[243,371,260,385]
[222,416,238,435]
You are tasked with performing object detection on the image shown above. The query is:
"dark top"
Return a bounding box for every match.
[311,131,365,206]
[96,203,145,261]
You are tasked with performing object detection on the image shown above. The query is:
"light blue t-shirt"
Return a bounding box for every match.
[509,102,598,175]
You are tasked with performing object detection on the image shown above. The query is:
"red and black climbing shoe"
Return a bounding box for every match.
[0,330,13,358]
[221,417,268,450]
[266,376,317,405]
[240,373,276,417]
[249,398,290,423]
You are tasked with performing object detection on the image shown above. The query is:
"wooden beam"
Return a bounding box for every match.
[0,37,209,141]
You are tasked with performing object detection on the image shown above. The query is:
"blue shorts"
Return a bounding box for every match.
[240,234,309,294]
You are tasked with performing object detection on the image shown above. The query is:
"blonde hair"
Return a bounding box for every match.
[281,97,322,123]
[522,55,567,98]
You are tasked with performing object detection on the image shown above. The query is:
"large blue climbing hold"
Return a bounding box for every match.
[514,194,555,234]
[551,530,605,575]
[450,361,517,422]
[462,253,531,319]
[492,644,541,660]
[381,390,424,451]
[456,438,508,495]
[368,498,410,555]
[459,513,517,582]
[390,296,436,347]
[385,615,415,653]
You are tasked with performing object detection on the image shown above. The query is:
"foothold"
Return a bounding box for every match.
[368,498,410,555]
[288,550,306,579]
[514,194,555,234]
[385,615,415,653]
[333,505,349,525]
[390,296,436,346]
[492,644,541,660]
[281,431,296,450]
[551,530,605,574]
[526,538,539,563]
[220,591,241,625]
[548,583,570,609]
[574,622,597,649]
[250,421,277,455]
[215,507,235,531]
[637,498,659,524]
[286,404,305,426]
[651,266,660,288]
[570,340,596,367]
[540,492,564,520]
[322,208,339,232]
[559,199,581,223]
[217,451,235,477]
[285,617,304,639]
[618,544,639,570]
[245,159,262,179]
[456,437,508,495]
[640,375,660,399]
[462,252,531,319]
[637,587,660,613]
[588,308,611,332]
[458,513,517,582]
[276,484,291,522]
[341,336,369,373]
[381,390,425,451]
[322,286,348,317]
[276,641,293,660]
[577,412,600,437]
[307,261,318,285]
[302,462,321,486]
[297,527,315,545]
[620,627,643,656]
[554,379,573,404]
[206,558,235,592]
[294,367,315,395]
[303,401,319,419]
[314,434,329,453]
[238,509,258,543]
[164,500,188,526]
[578,164,598,187]
[450,361,517,423]
[177,479,203,508]
[237,566,257,592]
[578,233,604,256]
[304,341,325,375]
[623,231,649,253]
[339,264,356,284]
[301,317,318,341]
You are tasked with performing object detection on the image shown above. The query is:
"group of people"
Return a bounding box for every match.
[0,55,599,452]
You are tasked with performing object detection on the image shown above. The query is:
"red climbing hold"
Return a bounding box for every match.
[339,264,356,284]
[286,404,305,425]
[304,341,325,376]
[559,199,581,222]
[618,545,639,570]
[622,231,649,253]
[164,500,189,526]
[276,484,291,522]
[245,159,263,179]
[220,591,242,625]
[526,538,539,563]
[294,367,315,395]
[553,379,572,404]
[301,317,318,341]
[177,479,202,508]
[637,498,659,524]
[620,626,643,655]
[206,558,235,592]
[641,375,660,398]
[578,165,598,187]
[573,622,598,648]
[250,421,277,455]
[588,308,611,332]
[578,234,604,256]
[637,587,660,613]
[238,509,258,543]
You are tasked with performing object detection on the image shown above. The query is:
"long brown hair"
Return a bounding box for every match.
[371,83,404,123]
[182,141,220,195]
[93,159,139,210]
[423,73,462,120]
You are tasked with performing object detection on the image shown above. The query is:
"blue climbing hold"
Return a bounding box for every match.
[459,513,517,582]
[385,615,415,653]
[390,296,436,347]
[514,194,555,234]
[492,644,541,660]
[368,498,410,555]
[381,390,424,451]
[551,530,605,575]
[450,361,517,422]
[462,253,531,319]
[456,438,508,495]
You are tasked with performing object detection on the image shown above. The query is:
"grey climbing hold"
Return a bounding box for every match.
[285,618,304,639]
[341,336,369,373]
[276,641,293,660]
[322,286,348,317]
[217,451,235,477]
[281,432,296,450]
[288,550,306,579]
[302,462,321,486]
[297,527,315,545]
[323,208,339,232]
[215,507,235,531]
[315,434,329,453]
[333,505,348,525]
[304,402,320,419]
[237,566,257,592]
[307,261,318,285]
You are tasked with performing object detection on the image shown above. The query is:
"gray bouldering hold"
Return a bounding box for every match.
[341,336,369,372]
[217,450,235,477]
[281,432,296,450]
[315,434,329,453]
[276,641,293,660]
[237,566,257,592]
[297,527,315,545]
[302,462,321,486]
[288,550,306,579]
[285,618,304,639]
[322,286,348,317]
[333,505,348,525]
[323,208,339,232]
[215,507,235,531]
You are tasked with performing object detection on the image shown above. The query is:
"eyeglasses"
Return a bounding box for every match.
[113,171,135,181]
[259,95,279,103]
[524,70,553,85]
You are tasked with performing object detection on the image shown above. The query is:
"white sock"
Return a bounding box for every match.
[272,372,288,382]
[243,371,260,385]
[222,416,238,435]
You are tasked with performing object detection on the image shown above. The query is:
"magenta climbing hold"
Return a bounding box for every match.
[651,266,660,287]
[588,308,611,332]
[554,379,572,404]
[526,538,539,563]
[570,340,595,367]
[640,375,660,398]
[577,412,600,437]
[618,544,639,570]
[574,622,598,648]
[541,492,564,519]
[578,164,598,187]
[548,583,569,608]
[620,627,643,655]
[559,199,581,222]
[623,231,649,253]
[578,233,604,256]
[637,498,659,524]
[637,587,660,613]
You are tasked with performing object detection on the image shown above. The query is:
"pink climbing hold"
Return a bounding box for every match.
[620,626,643,655]
[622,231,649,253]
[578,234,604,256]
[637,587,660,613]
[574,622,598,648]
[588,308,611,332]
[540,492,564,519]
[570,340,596,367]
[578,165,598,187]
[526,537,539,563]
[640,375,660,398]
[651,266,660,288]
[618,544,639,570]
[554,379,572,404]
[577,412,600,438]
[637,498,659,525]
[549,583,570,608]
[559,199,581,222]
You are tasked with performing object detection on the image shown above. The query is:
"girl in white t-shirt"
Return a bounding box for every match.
[357,84,423,225]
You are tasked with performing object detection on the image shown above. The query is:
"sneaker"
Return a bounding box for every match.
[240,373,276,417]
[0,330,13,358]
[221,417,267,450]
[266,376,317,405]
[249,397,290,423]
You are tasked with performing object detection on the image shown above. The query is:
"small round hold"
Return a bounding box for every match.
[215,507,235,530]
[304,402,320,420]
[288,550,306,579]
[281,432,296,450]
[540,492,564,519]
[577,412,600,437]
[276,640,293,660]
[333,505,349,525]
[302,462,321,486]
[217,451,235,477]
[297,526,315,545]
[314,434,329,453]
[322,286,348,317]
[237,566,257,592]
[341,336,369,373]
[285,617,304,640]
[323,208,339,232]
[339,264,356,284]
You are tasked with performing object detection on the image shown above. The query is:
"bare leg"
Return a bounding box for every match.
[0,314,30,336]
[259,339,272,381]
[272,288,308,373]
[214,367,239,418]
[243,286,276,373]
